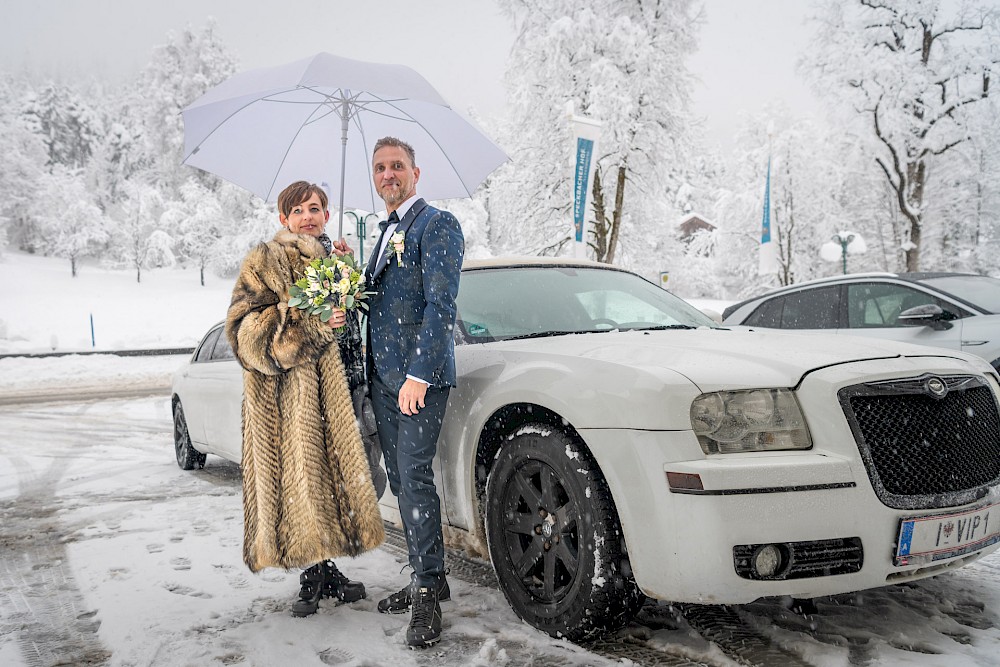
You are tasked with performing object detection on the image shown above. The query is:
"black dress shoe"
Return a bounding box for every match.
[406,586,442,648]
[377,575,450,614]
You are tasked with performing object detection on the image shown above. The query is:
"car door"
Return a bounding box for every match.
[179,326,223,446]
[840,282,964,352]
[200,331,244,464]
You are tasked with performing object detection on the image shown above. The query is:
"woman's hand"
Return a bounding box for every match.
[328,308,347,328]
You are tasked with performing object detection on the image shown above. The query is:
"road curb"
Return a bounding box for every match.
[0,348,195,360]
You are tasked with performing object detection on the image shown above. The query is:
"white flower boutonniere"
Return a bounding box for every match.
[390,230,405,267]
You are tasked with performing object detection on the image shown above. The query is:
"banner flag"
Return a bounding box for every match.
[759,156,779,276]
[568,102,602,259]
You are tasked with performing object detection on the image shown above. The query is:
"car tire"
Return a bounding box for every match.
[485,424,643,640]
[173,401,206,471]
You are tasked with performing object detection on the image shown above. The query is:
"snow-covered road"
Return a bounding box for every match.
[2,358,1000,666]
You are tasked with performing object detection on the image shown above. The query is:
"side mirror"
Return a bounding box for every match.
[897,303,955,331]
[699,308,723,325]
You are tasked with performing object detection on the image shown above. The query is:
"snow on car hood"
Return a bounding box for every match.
[497,326,966,392]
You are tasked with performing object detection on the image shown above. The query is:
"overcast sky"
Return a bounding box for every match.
[0,0,823,151]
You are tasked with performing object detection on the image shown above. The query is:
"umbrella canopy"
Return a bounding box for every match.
[181,52,508,234]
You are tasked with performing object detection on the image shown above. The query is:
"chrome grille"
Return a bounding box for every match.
[839,374,1000,510]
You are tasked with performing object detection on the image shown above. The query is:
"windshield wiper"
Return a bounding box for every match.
[501,329,613,341]
[625,324,699,331]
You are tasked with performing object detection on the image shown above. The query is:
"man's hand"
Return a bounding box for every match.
[398,378,428,415]
[332,238,354,257]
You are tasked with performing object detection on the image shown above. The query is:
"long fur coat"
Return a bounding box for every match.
[225,229,384,572]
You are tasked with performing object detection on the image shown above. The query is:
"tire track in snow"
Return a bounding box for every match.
[0,409,111,667]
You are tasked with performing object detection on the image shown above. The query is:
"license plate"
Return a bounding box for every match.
[895,502,1000,566]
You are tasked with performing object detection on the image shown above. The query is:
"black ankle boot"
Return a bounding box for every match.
[322,560,366,603]
[290,563,326,617]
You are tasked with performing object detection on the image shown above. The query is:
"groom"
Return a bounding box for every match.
[362,136,464,648]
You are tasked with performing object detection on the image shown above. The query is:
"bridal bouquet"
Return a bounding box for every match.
[288,255,369,324]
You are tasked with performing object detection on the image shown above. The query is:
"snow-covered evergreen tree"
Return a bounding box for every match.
[136,20,237,197]
[0,75,47,253]
[21,83,101,171]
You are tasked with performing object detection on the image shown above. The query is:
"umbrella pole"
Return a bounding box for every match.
[337,98,349,239]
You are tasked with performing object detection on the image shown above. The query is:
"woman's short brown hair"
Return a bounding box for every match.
[277,181,328,218]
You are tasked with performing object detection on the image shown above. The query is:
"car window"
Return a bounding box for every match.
[744,286,839,329]
[744,298,784,327]
[918,275,1000,314]
[847,283,954,328]
[779,287,840,329]
[195,327,222,363]
[456,266,717,342]
[211,330,235,361]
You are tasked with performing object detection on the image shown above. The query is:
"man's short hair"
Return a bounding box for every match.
[373,137,417,168]
[277,181,328,218]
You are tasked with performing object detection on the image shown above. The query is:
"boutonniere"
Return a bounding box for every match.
[390,230,405,266]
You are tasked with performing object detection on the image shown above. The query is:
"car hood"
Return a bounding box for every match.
[492,327,966,392]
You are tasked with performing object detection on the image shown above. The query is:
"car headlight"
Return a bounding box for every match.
[690,388,811,454]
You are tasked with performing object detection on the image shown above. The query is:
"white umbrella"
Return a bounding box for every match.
[181,52,508,236]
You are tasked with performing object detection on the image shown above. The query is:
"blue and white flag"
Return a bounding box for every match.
[759,157,778,276]
[568,102,602,259]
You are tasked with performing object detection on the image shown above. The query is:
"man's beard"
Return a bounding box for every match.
[379,182,408,205]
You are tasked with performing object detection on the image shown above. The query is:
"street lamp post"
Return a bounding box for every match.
[344,211,379,265]
[832,232,855,275]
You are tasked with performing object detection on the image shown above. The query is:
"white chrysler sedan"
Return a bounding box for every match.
[172,258,1000,640]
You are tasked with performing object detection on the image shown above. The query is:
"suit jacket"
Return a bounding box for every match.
[365,198,464,393]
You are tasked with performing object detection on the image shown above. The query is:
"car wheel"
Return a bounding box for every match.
[485,424,643,640]
[173,401,206,471]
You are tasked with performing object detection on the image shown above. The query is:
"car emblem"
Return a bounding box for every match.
[924,377,948,398]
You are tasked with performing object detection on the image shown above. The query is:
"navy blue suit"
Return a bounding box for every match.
[365,197,463,588]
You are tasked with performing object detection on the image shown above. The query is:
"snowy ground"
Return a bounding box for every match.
[4,252,1000,666]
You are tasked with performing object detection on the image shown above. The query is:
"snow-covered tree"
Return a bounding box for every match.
[106,180,171,283]
[161,179,224,286]
[21,83,101,170]
[490,0,700,266]
[210,185,276,278]
[136,20,237,196]
[35,165,109,276]
[803,0,1000,271]
[0,76,47,253]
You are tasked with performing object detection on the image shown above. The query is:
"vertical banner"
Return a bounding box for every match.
[568,102,602,259]
[758,156,778,276]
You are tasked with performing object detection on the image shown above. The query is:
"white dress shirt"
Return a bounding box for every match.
[375,194,429,387]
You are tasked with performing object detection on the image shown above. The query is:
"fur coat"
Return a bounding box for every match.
[225,229,384,572]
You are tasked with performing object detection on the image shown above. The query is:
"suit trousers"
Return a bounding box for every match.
[371,372,450,587]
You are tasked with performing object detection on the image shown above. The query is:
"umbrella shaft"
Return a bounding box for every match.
[337,99,350,239]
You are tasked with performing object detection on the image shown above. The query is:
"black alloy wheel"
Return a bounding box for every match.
[173,401,206,470]
[485,424,643,640]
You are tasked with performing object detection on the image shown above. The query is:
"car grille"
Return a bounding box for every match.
[839,374,1000,510]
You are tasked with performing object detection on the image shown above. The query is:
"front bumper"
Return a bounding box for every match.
[581,355,1000,604]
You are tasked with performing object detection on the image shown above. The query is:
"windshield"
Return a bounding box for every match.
[456,266,718,342]
[918,275,1000,314]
